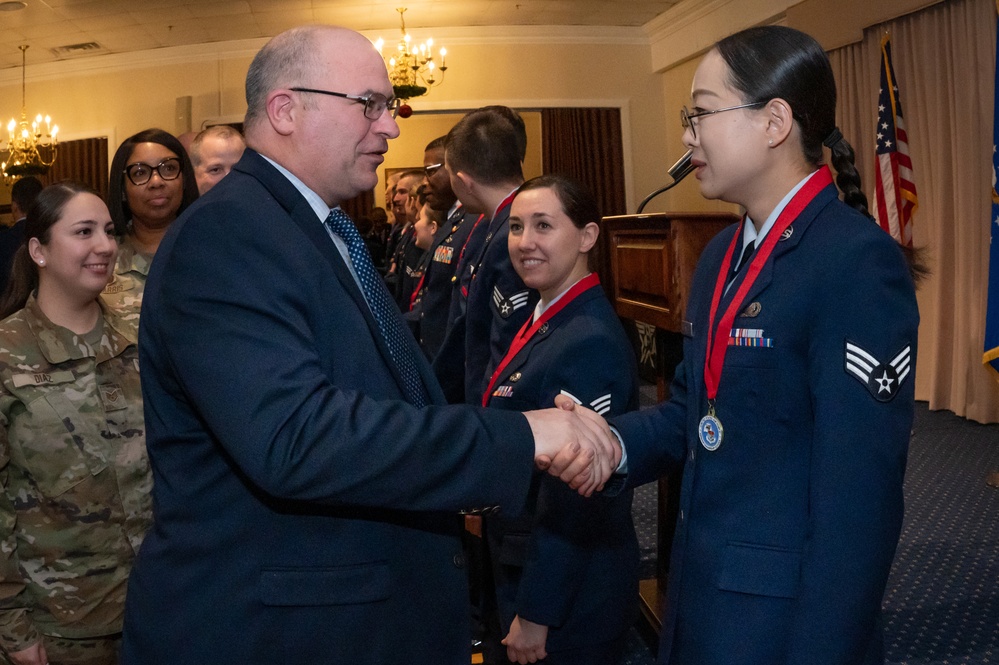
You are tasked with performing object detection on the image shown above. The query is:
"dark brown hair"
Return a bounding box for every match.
[0,182,99,318]
[515,174,600,230]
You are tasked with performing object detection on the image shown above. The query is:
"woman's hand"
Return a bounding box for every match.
[501,615,548,664]
[9,641,47,665]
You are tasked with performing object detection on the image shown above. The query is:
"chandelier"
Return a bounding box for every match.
[374,7,448,107]
[1,45,58,183]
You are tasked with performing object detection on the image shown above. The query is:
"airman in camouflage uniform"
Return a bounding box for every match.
[99,235,150,340]
[0,295,150,664]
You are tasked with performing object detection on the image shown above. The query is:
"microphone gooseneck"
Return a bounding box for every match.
[636,150,694,214]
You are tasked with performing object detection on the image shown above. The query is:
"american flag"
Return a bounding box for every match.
[873,35,918,247]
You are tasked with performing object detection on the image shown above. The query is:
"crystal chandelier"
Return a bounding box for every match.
[374,7,448,106]
[1,45,58,183]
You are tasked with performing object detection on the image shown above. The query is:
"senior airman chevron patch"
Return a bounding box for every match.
[844,341,911,402]
[559,390,612,415]
[493,287,531,319]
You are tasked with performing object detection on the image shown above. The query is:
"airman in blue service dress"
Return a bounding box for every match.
[434,192,537,404]
[485,273,640,664]
[407,203,474,359]
[610,167,919,665]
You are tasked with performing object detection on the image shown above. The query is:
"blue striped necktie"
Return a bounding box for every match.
[325,208,429,407]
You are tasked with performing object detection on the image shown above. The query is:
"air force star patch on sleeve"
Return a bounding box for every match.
[844,340,911,402]
[492,287,530,318]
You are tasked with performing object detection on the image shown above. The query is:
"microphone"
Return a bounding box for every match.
[636,149,694,214]
[667,149,694,182]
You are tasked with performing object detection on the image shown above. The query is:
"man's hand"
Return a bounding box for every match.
[501,615,548,664]
[524,394,620,496]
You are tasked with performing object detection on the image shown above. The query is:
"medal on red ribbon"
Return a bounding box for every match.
[699,167,833,450]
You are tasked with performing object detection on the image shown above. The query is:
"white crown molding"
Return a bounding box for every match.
[0,25,649,86]
[644,0,797,71]
[0,39,269,86]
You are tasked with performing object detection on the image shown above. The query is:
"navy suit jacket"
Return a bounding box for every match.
[122,149,535,664]
[612,180,919,665]
[485,284,640,652]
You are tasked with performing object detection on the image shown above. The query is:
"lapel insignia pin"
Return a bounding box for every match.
[780,226,794,241]
[844,341,911,402]
[740,301,762,318]
[510,372,522,382]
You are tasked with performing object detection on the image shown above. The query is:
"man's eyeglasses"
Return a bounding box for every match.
[680,102,766,140]
[290,87,401,121]
[424,163,443,178]
[124,157,182,186]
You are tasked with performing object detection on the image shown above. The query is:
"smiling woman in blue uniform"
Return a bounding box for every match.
[484,175,640,665]
[605,26,920,665]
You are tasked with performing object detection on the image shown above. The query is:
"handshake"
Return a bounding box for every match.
[525,394,623,496]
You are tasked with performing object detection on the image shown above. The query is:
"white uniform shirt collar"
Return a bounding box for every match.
[260,154,362,285]
[741,169,818,252]
[534,272,593,319]
[490,186,520,222]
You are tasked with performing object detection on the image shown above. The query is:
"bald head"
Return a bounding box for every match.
[242,25,400,206]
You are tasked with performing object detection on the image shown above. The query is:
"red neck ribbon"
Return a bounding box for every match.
[703,167,833,401]
[482,272,601,407]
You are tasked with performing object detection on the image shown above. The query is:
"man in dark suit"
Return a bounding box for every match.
[0,177,42,295]
[121,25,618,665]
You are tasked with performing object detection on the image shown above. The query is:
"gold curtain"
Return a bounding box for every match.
[540,107,627,217]
[829,0,999,423]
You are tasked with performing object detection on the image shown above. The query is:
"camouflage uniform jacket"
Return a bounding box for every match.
[0,296,151,654]
[99,233,150,339]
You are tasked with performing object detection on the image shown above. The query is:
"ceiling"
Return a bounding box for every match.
[0,0,681,69]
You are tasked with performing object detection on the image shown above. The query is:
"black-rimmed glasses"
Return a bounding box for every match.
[124,157,182,186]
[680,102,766,139]
[290,87,401,120]
[424,163,443,177]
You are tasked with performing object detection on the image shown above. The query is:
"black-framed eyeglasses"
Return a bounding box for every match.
[124,157,182,186]
[680,102,766,139]
[424,163,443,177]
[290,87,401,120]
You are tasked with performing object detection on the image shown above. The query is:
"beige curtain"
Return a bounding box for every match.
[828,0,999,423]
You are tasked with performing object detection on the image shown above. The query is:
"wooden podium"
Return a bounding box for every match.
[596,211,737,635]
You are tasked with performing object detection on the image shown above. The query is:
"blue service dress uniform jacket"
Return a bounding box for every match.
[611,181,919,665]
[121,149,536,665]
[433,201,538,404]
[406,206,474,359]
[486,283,640,656]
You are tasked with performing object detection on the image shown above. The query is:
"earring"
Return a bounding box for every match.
[38,259,45,267]
[768,138,774,146]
